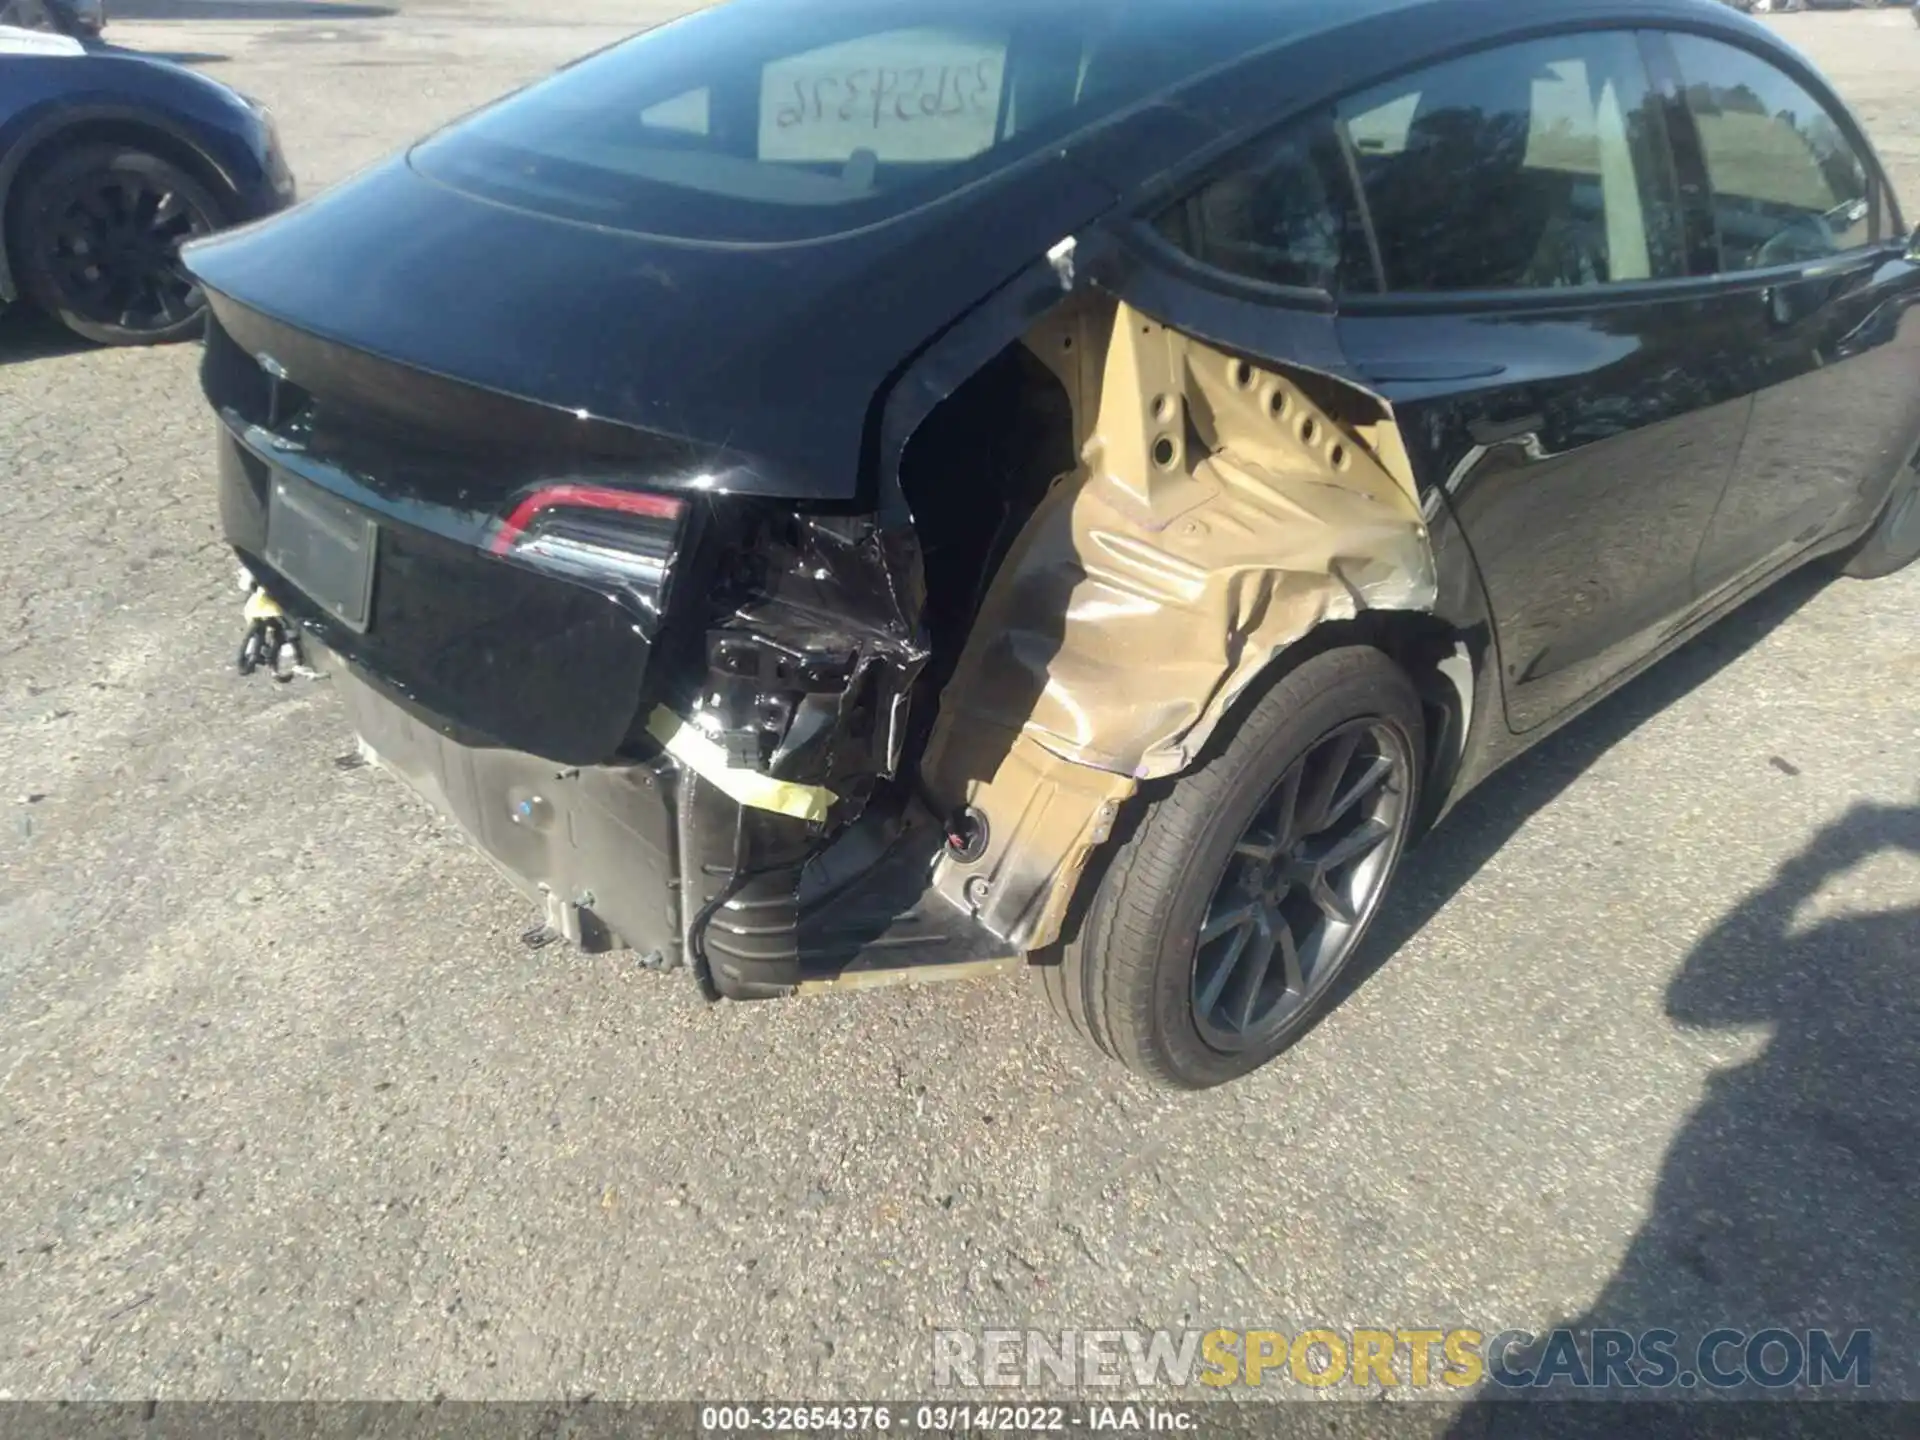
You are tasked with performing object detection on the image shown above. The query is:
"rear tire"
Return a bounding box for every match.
[1039,646,1424,1089]
[1836,470,1920,579]
[9,144,226,347]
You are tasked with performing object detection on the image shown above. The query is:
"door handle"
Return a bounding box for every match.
[1761,285,1798,330]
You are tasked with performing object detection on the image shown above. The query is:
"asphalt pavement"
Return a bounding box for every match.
[1,0,1917,1407]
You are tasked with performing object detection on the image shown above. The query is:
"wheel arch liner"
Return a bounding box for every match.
[919,296,1438,952]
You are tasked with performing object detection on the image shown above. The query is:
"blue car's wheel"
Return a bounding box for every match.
[11,144,224,346]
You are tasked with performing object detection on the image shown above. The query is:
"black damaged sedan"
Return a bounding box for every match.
[186,0,1920,1088]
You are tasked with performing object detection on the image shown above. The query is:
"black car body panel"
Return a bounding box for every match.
[330,653,688,963]
[182,0,1443,505]
[190,152,1118,505]
[1691,253,1920,597]
[215,423,659,766]
[0,34,292,304]
[1082,0,1920,737]
[188,0,1920,993]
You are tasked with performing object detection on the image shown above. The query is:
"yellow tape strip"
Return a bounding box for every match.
[644,707,836,824]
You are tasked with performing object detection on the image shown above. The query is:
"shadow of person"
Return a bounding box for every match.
[1344,563,1830,1009]
[1446,799,1920,1437]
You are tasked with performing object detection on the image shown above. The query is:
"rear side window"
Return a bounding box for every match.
[1154,115,1375,293]
[1666,34,1875,272]
[1338,32,1685,292]
[409,0,1281,243]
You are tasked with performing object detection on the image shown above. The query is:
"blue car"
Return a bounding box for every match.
[0,24,294,344]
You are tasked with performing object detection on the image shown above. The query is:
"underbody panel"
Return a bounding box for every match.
[333,651,683,962]
[339,645,1016,987]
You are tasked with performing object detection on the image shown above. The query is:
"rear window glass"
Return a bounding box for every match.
[409,0,1279,242]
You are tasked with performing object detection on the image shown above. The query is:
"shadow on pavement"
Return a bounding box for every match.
[1443,798,1919,1433]
[109,1,395,19]
[1292,557,1920,1430]
[1356,561,1833,985]
[1344,555,1920,1429]
[0,309,96,365]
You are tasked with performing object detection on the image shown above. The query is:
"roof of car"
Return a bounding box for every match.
[1010,0,1762,45]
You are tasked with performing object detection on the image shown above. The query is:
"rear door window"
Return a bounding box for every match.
[1337,32,1686,292]
[1665,33,1876,272]
[1154,114,1375,294]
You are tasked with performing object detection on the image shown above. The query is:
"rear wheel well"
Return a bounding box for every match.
[892,305,1469,955]
[1259,614,1466,817]
[1225,613,1471,823]
[1042,614,1469,958]
[896,337,1077,699]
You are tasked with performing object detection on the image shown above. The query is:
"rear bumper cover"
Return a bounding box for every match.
[333,652,685,964]
[214,414,655,764]
[317,645,1013,996]
[219,404,1008,994]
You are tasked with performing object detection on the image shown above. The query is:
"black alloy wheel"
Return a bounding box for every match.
[13,145,224,346]
[1041,646,1426,1089]
[1190,718,1413,1052]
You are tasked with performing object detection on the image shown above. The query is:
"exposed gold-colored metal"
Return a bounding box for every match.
[918,301,1437,951]
[925,731,1138,951]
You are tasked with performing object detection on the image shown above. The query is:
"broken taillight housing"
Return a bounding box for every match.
[489,483,688,631]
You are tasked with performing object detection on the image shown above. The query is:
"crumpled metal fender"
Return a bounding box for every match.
[919,297,1439,952]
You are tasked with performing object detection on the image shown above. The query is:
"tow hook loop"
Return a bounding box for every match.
[238,586,306,682]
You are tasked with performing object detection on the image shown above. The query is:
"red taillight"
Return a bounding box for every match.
[490,483,688,627]
[489,483,684,556]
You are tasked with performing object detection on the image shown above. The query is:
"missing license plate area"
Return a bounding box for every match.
[265,472,377,633]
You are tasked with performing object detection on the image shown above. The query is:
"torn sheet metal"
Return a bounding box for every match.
[678,513,930,823]
[927,732,1139,952]
[921,303,1436,951]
